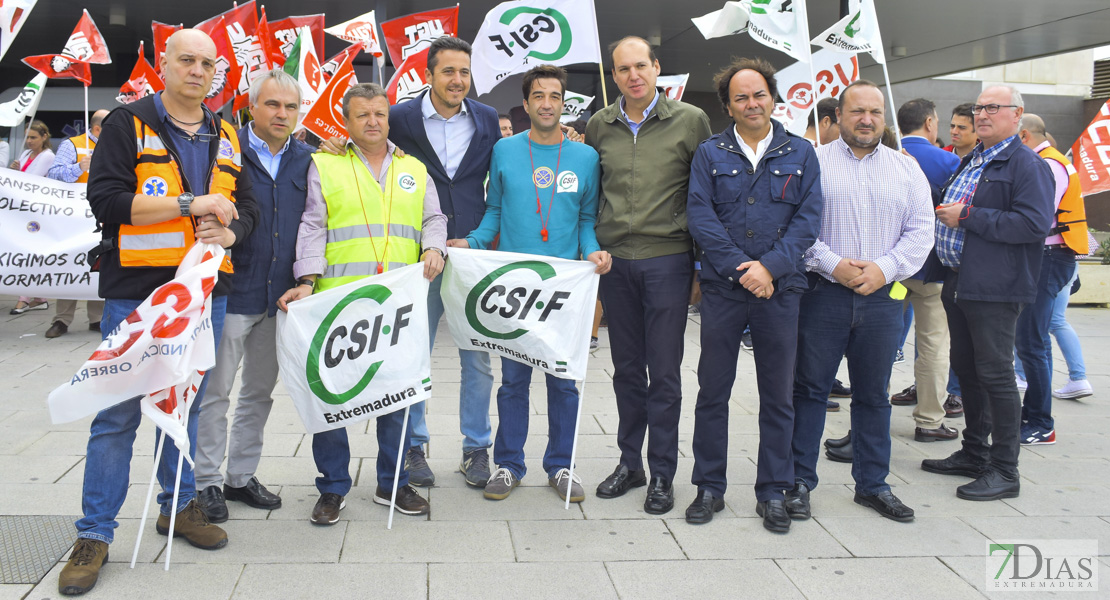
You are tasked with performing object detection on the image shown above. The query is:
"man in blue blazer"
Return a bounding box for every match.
[387,36,501,489]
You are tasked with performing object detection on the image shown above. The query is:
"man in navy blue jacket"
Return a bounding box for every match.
[195,70,313,522]
[685,58,823,532]
[923,86,1055,501]
[387,37,501,488]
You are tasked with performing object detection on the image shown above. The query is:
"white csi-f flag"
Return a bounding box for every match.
[276,263,432,434]
[471,0,601,95]
[691,1,750,40]
[746,0,813,63]
[561,90,594,122]
[441,248,599,381]
[47,243,222,434]
[0,72,46,127]
[811,0,885,64]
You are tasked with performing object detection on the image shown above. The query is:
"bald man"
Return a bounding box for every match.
[58,29,258,596]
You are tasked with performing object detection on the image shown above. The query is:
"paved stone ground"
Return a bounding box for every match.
[1,295,1108,599]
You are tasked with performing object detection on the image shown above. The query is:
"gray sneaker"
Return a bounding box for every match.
[483,468,519,500]
[405,446,435,487]
[549,468,585,503]
[460,448,492,487]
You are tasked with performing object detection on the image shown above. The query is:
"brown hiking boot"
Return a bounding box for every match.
[155,499,229,549]
[58,538,108,596]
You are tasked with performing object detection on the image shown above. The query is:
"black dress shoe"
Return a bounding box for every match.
[685,489,725,524]
[196,485,228,523]
[956,469,1020,501]
[785,481,811,520]
[944,394,964,417]
[853,490,914,522]
[914,424,959,442]
[643,476,674,515]
[756,499,791,533]
[595,464,646,499]
[224,477,282,509]
[824,431,851,449]
[829,379,852,398]
[825,439,853,463]
[921,450,988,478]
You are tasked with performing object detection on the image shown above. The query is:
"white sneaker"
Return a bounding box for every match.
[1053,379,1093,400]
[1016,375,1028,393]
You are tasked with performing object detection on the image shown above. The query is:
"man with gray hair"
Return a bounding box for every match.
[923,86,1055,501]
[194,69,312,522]
[278,82,447,524]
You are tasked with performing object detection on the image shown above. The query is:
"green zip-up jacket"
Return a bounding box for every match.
[585,92,712,260]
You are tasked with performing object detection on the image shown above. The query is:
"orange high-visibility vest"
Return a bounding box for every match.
[118,114,241,273]
[1038,145,1088,255]
[67,133,96,183]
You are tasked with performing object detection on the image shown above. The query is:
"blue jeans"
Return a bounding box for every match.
[311,408,411,494]
[899,302,914,349]
[76,296,227,544]
[948,368,961,396]
[1014,261,1084,382]
[408,274,493,452]
[1015,247,1075,432]
[792,278,901,496]
[492,357,578,480]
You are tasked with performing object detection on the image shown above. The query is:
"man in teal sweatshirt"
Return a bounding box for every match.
[448,64,611,504]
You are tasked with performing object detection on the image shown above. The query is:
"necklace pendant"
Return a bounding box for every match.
[541,228,549,242]
[376,263,384,274]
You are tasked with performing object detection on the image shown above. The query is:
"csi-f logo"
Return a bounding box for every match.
[398,173,417,192]
[987,541,1098,591]
[465,261,571,340]
[487,7,572,62]
[307,285,414,405]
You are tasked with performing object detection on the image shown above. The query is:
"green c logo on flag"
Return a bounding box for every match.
[306,285,393,405]
[497,7,573,61]
[466,261,566,340]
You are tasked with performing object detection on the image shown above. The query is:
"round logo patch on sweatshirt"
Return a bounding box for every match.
[533,167,554,188]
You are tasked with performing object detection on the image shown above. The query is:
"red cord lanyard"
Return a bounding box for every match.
[349,151,393,274]
[528,136,562,242]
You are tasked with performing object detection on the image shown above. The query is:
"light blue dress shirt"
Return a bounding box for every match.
[247,122,290,180]
[420,92,475,179]
[619,88,661,136]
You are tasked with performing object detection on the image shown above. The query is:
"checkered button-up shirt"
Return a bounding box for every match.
[935,136,1017,268]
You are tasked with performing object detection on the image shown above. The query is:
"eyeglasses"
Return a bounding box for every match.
[971,104,1018,115]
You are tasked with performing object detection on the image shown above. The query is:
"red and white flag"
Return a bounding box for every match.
[267,14,325,67]
[152,21,183,76]
[22,54,92,86]
[324,10,385,65]
[47,243,222,425]
[657,74,689,101]
[322,42,364,84]
[301,44,360,140]
[199,1,267,112]
[380,6,457,68]
[0,0,38,62]
[64,9,111,64]
[1072,98,1110,197]
[256,7,278,68]
[386,47,430,105]
[195,15,243,112]
[117,42,164,105]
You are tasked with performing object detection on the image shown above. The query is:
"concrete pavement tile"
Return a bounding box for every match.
[605,559,803,599]
[31,561,243,600]
[1017,456,1110,485]
[1001,485,1110,516]
[667,517,851,560]
[168,518,346,564]
[0,425,45,455]
[430,562,617,600]
[939,555,1105,599]
[19,429,155,457]
[256,432,304,457]
[1021,433,1110,459]
[2,409,93,432]
[898,484,1025,518]
[0,455,82,484]
[0,483,83,515]
[0,585,32,600]
[232,563,427,600]
[100,518,169,565]
[510,519,685,562]
[778,557,982,600]
[961,515,1110,549]
[815,516,989,557]
[341,520,515,563]
[428,486,584,521]
[1051,414,1110,435]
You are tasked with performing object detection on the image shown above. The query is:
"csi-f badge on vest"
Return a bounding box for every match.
[397,173,417,192]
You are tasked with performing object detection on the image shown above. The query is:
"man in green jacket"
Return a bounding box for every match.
[587,36,711,515]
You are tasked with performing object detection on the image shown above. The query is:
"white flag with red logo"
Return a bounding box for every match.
[64,9,111,64]
[283,27,325,119]
[152,21,182,76]
[380,6,458,68]
[267,14,325,67]
[195,15,243,111]
[324,10,384,66]
[1072,98,1110,197]
[0,0,38,62]
[22,54,92,86]
[47,243,222,425]
[322,42,363,84]
[140,369,205,460]
[386,47,430,105]
[657,74,689,101]
[301,44,360,140]
[117,42,164,105]
[773,49,859,136]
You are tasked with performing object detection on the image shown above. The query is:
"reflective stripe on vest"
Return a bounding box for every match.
[324,261,412,280]
[118,114,241,272]
[1038,145,1088,255]
[326,223,423,245]
[68,134,96,183]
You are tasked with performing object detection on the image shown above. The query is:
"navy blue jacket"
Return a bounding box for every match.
[687,121,824,297]
[941,138,1054,304]
[228,127,313,317]
[387,91,500,238]
[902,135,960,282]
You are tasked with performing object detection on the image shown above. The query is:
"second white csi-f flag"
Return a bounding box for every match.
[471,0,601,95]
[276,263,432,434]
[746,0,813,63]
[441,248,598,381]
[811,0,886,63]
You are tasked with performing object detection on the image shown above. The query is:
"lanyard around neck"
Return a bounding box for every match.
[527,136,563,242]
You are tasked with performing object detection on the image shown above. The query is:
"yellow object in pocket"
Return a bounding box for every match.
[889,282,908,300]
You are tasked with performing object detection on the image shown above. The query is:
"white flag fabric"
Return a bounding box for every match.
[471,0,602,95]
[324,10,385,64]
[773,49,859,136]
[691,1,750,40]
[657,74,690,101]
[293,26,324,119]
[276,263,432,434]
[561,90,594,122]
[0,72,47,127]
[746,0,812,63]
[810,0,885,64]
[441,248,598,381]
[47,243,222,424]
[0,0,37,62]
[140,369,206,463]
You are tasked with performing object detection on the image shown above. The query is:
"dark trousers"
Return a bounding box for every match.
[1016,247,1075,432]
[599,252,693,482]
[792,278,902,496]
[692,286,800,501]
[942,272,1023,478]
[311,409,412,495]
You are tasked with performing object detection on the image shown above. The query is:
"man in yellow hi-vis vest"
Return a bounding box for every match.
[278,82,447,525]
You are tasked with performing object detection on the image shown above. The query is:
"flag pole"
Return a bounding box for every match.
[592,10,608,106]
[387,404,412,530]
[83,84,90,152]
[564,377,586,510]
[163,441,184,571]
[797,0,819,146]
[130,430,168,568]
[879,59,901,151]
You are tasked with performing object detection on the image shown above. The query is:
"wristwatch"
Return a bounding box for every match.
[297,278,315,288]
[424,247,446,259]
[177,193,194,218]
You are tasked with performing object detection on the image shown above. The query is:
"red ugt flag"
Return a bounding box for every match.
[22,54,91,85]
[195,15,243,112]
[117,42,164,105]
[266,14,325,69]
[64,9,111,64]
[301,45,360,141]
[380,6,458,68]
[152,21,182,76]
[386,47,430,105]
